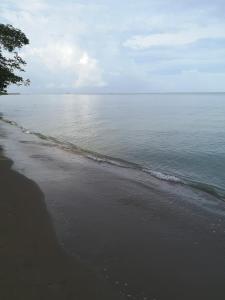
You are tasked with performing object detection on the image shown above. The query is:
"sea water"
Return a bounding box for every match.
[1,93,225,198]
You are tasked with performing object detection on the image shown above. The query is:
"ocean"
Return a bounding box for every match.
[1,93,225,300]
[1,93,225,199]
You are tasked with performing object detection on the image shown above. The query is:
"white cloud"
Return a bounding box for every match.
[2,0,225,92]
[124,25,225,49]
[27,43,80,70]
[16,0,47,13]
[1,0,106,89]
[24,43,105,88]
[76,52,106,87]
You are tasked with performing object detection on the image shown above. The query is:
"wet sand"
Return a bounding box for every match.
[0,145,121,300]
[1,121,225,300]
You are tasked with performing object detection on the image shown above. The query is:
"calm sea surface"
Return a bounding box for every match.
[1,93,225,197]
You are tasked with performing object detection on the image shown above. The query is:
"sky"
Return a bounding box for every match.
[1,0,225,93]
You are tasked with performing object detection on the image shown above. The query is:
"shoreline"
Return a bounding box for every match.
[1,121,225,299]
[1,115,224,201]
[0,145,121,300]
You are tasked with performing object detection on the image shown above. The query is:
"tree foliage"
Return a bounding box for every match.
[0,24,30,94]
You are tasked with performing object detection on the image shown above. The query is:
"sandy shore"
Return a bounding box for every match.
[1,121,225,300]
[0,145,121,300]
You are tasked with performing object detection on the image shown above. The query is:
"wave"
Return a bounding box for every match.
[1,115,225,201]
[142,168,183,183]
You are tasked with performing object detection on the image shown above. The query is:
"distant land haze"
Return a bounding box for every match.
[5,92,225,95]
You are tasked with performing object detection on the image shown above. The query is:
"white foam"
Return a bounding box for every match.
[143,169,182,183]
[86,154,124,167]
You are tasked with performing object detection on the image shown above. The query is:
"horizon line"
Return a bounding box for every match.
[6,91,225,95]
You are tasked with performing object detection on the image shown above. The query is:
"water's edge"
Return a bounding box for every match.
[1,115,225,201]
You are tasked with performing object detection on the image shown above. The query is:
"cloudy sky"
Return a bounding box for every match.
[1,0,225,93]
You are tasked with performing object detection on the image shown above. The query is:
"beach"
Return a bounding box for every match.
[0,127,122,300]
[1,0,225,298]
[1,119,225,300]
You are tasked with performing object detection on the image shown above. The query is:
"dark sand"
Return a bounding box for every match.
[1,121,225,300]
[0,146,121,300]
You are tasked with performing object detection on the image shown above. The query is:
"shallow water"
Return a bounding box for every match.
[1,121,225,300]
[1,93,225,197]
